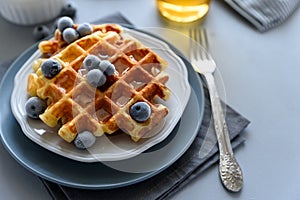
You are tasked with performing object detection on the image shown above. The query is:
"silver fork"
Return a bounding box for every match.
[189,28,243,192]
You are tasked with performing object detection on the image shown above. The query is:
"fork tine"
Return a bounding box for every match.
[196,28,206,60]
[199,28,211,60]
[190,27,209,60]
[200,29,208,51]
[189,28,200,61]
[189,29,195,61]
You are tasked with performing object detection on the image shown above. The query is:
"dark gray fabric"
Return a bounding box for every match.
[1,13,250,200]
[225,0,300,32]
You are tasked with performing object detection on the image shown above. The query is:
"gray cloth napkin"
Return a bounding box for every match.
[225,0,300,32]
[0,12,250,200]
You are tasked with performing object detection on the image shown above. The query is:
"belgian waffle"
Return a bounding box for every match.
[27,24,171,143]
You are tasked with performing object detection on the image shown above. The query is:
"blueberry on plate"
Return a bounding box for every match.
[74,131,96,149]
[87,69,106,87]
[99,60,115,76]
[57,16,73,32]
[25,97,47,119]
[83,55,101,71]
[130,102,151,122]
[77,23,93,37]
[60,2,77,19]
[32,25,50,41]
[41,59,62,78]
[62,27,79,44]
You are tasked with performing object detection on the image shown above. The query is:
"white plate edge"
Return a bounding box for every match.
[10,29,192,162]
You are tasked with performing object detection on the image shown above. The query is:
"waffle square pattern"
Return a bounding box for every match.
[27,24,171,143]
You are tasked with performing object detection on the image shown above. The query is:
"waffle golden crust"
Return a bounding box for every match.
[27,23,171,143]
[39,23,123,55]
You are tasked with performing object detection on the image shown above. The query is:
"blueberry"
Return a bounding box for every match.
[77,23,93,37]
[74,131,96,149]
[57,16,73,32]
[33,25,50,41]
[83,55,101,71]
[60,3,77,19]
[62,27,79,44]
[41,59,62,78]
[25,97,47,119]
[130,102,151,122]
[87,69,106,87]
[99,60,115,76]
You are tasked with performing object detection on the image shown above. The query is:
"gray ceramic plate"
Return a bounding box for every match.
[0,30,204,189]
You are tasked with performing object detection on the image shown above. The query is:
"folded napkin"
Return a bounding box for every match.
[225,0,300,32]
[0,12,250,200]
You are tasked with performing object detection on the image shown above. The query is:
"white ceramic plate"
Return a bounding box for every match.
[10,28,191,162]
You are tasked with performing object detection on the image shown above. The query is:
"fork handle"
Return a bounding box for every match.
[203,73,243,192]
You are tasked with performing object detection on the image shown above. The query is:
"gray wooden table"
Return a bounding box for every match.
[1,0,300,199]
